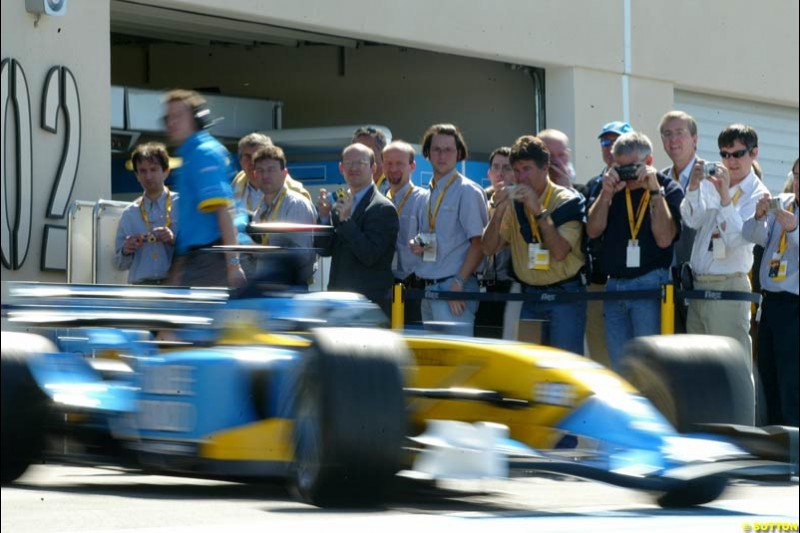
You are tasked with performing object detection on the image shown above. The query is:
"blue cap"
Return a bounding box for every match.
[598,121,633,138]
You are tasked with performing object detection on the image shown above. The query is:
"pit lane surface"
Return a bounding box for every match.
[2,464,797,533]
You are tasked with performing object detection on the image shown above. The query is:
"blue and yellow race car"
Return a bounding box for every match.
[1,282,795,508]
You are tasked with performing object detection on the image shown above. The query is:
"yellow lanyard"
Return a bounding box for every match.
[259,187,288,244]
[245,184,260,212]
[427,172,459,232]
[671,166,681,183]
[525,182,555,243]
[731,187,743,206]
[375,174,386,191]
[778,203,795,255]
[625,188,650,240]
[389,184,414,215]
[140,188,172,232]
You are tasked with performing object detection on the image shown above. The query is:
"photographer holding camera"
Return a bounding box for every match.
[114,142,179,285]
[742,158,798,426]
[679,124,770,367]
[586,132,683,370]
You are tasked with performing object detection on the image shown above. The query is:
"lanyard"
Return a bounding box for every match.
[259,186,288,245]
[427,172,459,232]
[245,183,261,212]
[525,182,555,243]
[731,187,743,206]
[625,188,650,240]
[389,184,414,215]
[778,202,795,255]
[375,174,387,192]
[140,188,172,232]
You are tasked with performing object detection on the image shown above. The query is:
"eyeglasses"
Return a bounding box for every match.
[660,129,689,140]
[719,148,751,159]
[491,164,513,172]
[342,160,370,169]
[600,138,615,148]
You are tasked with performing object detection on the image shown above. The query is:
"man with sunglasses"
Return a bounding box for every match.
[680,124,770,368]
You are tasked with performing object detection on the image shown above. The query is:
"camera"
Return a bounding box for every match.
[328,187,348,205]
[414,234,429,247]
[767,198,782,213]
[616,163,640,181]
[703,162,718,177]
[505,184,523,200]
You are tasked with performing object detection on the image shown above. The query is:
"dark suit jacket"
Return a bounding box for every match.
[318,185,399,317]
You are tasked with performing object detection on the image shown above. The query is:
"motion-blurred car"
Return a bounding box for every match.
[2,282,795,508]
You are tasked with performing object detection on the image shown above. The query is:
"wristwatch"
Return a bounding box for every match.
[649,186,665,197]
[452,275,466,286]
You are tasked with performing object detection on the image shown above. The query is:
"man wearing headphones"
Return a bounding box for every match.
[164,89,245,288]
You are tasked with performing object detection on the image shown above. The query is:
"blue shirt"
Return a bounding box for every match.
[114,189,179,283]
[174,130,234,254]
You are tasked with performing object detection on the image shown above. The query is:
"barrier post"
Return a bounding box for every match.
[392,283,405,331]
[661,283,675,334]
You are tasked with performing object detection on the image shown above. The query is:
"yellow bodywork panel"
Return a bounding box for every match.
[200,418,294,461]
[403,336,635,449]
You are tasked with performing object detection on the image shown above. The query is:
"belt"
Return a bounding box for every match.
[133,279,164,285]
[421,275,460,286]
[694,272,747,282]
[395,274,425,290]
[522,272,582,291]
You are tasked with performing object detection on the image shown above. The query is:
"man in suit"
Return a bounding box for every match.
[316,143,399,319]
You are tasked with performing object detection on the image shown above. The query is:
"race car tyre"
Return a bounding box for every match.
[292,328,409,507]
[656,475,727,508]
[620,334,754,432]
[1,332,55,484]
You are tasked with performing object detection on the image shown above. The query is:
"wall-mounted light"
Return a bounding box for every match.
[25,0,67,16]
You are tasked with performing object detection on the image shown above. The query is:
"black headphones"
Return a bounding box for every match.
[193,103,212,130]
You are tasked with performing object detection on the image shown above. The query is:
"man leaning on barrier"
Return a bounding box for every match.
[587,132,683,370]
[482,135,587,354]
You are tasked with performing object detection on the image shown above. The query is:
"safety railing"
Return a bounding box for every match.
[390,282,761,335]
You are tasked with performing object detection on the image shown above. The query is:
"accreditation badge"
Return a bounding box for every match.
[626,239,641,268]
[767,253,787,281]
[528,243,550,271]
[422,233,437,262]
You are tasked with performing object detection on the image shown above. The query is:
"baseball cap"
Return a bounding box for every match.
[598,121,633,138]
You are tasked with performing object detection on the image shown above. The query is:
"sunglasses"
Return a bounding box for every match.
[719,148,752,159]
[600,139,615,148]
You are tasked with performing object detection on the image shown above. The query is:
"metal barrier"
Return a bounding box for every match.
[390,282,761,335]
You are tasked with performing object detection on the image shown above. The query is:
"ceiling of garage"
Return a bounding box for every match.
[110,0,360,48]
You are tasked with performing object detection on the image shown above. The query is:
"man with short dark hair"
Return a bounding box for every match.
[317,143,399,318]
[476,146,517,339]
[482,136,587,353]
[587,132,683,369]
[251,145,317,284]
[680,124,770,364]
[410,124,489,336]
[163,89,244,288]
[114,142,178,285]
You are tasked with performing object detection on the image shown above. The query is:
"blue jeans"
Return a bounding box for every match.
[520,280,587,355]
[604,268,669,371]
[421,276,479,337]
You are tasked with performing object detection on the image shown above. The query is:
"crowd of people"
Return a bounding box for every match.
[114,89,798,426]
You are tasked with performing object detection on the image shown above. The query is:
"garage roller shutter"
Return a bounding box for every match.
[675,91,798,194]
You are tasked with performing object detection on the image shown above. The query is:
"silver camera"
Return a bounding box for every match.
[505,184,523,200]
[703,162,718,177]
[767,198,782,213]
[414,234,429,247]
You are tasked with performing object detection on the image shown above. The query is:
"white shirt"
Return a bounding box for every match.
[680,170,769,275]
